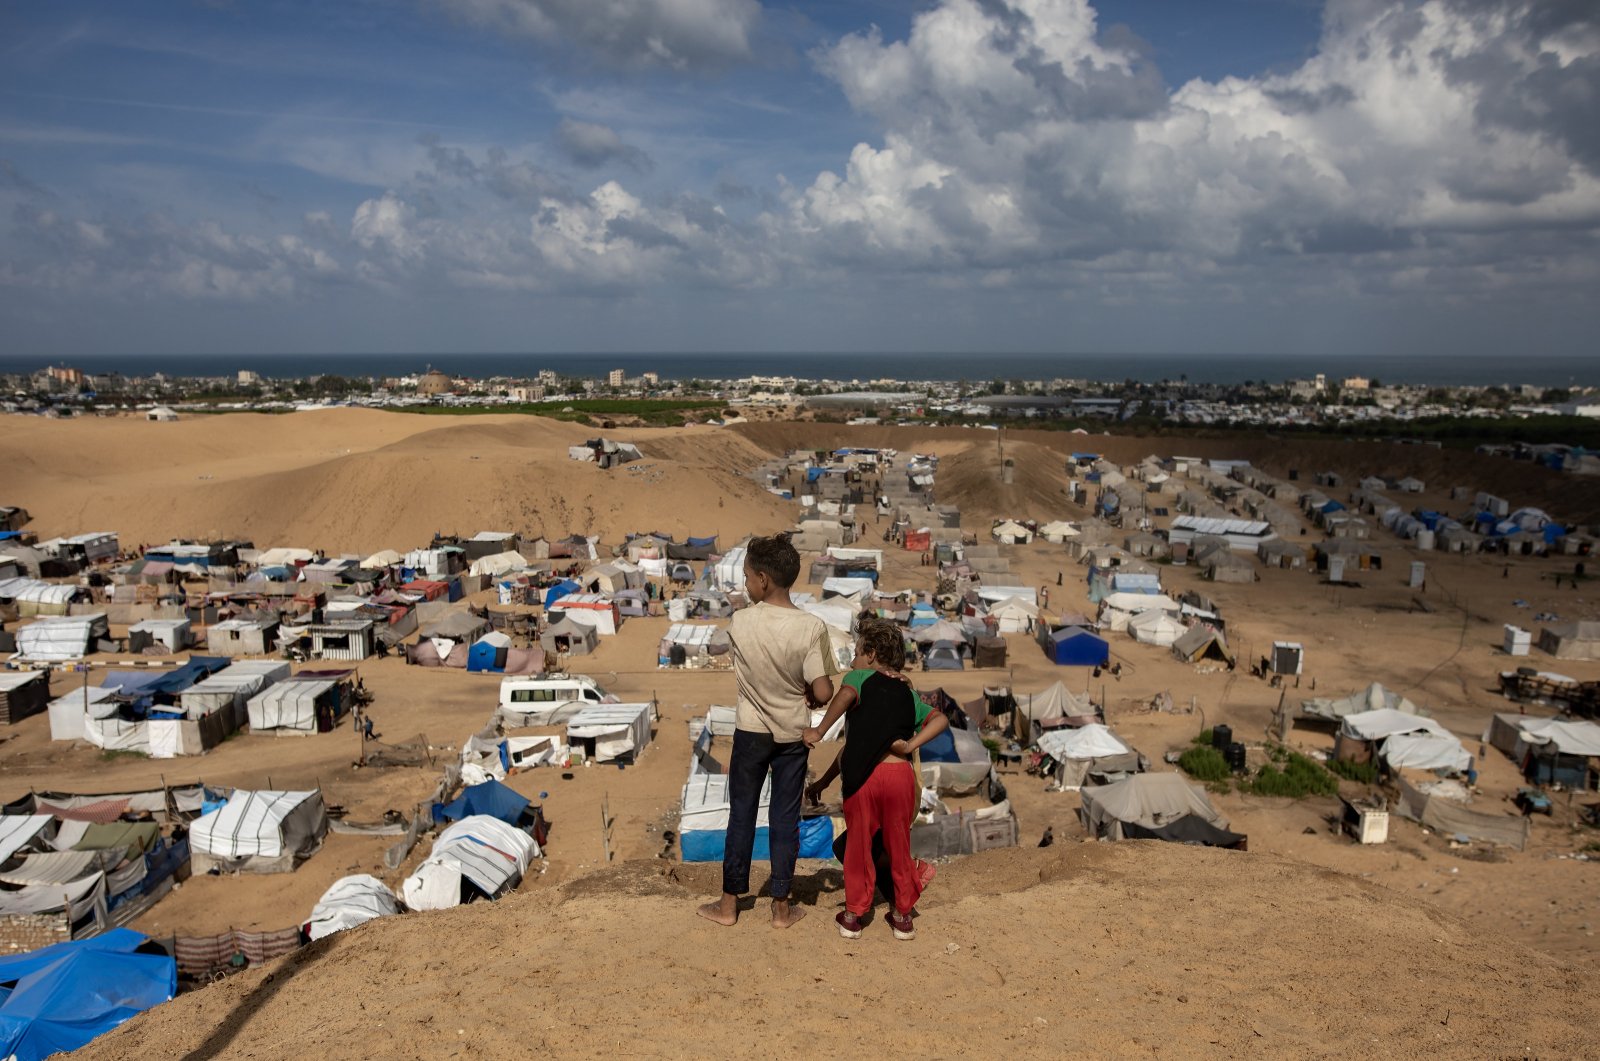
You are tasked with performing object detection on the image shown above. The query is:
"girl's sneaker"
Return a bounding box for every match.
[836,911,864,939]
[888,912,916,941]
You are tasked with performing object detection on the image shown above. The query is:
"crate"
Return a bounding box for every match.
[963,814,1019,854]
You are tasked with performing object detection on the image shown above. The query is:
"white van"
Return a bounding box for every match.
[497,674,613,727]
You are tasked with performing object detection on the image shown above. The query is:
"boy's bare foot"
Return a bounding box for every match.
[771,899,806,929]
[697,894,739,926]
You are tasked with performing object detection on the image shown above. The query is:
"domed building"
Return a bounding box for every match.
[416,369,453,396]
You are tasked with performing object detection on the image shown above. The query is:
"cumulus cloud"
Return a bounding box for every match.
[555,119,653,172]
[436,0,762,70]
[793,0,1600,298]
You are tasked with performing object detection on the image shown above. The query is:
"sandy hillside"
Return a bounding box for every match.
[76,842,1598,1060]
[0,410,792,553]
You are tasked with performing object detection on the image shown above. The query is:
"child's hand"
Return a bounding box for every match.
[889,739,912,757]
[801,726,822,747]
[804,781,825,805]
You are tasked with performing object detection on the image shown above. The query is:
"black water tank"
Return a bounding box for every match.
[1212,724,1232,750]
[1226,742,1248,772]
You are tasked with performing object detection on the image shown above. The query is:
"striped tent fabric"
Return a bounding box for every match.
[173,927,304,975]
[0,814,52,864]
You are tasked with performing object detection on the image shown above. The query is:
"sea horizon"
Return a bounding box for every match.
[2,351,1595,389]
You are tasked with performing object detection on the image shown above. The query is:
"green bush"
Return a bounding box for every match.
[1327,757,1378,784]
[1178,744,1231,783]
[1248,752,1339,798]
[1193,728,1214,747]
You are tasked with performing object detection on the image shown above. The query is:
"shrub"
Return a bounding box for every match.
[1178,744,1231,783]
[1193,728,1214,747]
[1248,752,1339,798]
[1328,757,1378,784]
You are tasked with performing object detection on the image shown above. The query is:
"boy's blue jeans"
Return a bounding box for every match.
[722,728,807,899]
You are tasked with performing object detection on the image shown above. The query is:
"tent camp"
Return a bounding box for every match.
[401,815,537,911]
[566,702,653,762]
[303,874,400,942]
[0,929,175,1061]
[1036,723,1147,789]
[189,789,329,873]
[1078,773,1245,847]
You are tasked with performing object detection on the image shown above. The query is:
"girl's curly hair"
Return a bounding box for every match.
[855,616,906,671]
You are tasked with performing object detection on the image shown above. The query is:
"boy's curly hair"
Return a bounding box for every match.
[855,616,906,671]
[745,534,801,588]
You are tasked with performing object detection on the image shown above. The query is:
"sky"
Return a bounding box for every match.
[0,0,1597,358]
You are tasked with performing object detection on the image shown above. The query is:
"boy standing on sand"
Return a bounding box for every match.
[698,535,837,929]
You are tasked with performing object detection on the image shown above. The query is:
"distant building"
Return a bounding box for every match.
[537,369,559,386]
[608,368,625,387]
[508,385,544,401]
[641,372,659,387]
[416,369,453,396]
[46,365,84,386]
[1342,376,1370,391]
[238,369,260,385]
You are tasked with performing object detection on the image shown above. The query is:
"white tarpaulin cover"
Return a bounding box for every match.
[0,815,52,864]
[402,815,536,911]
[1017,681,1095,724]
[248,679,336,732]
[1302,682,1420,722]
[258,547,316,565]
[566,702,652,762]
[468,551,525,577]
[16,616,101,660]
[821,577,875,599]
[1036,723,1130,761]
[1381,733,1471,772]
[1079,773,1230,840]
[1128,610,1187,647]
[0,849,112,886]
[1340,708,1451,742]
[1496,716,1600,757]
[363,549,403,568]
[191,790,319,859]
[305,874,401,941]
[47,686,117,742]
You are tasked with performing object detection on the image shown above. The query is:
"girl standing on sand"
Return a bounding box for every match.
[803,619,948,941]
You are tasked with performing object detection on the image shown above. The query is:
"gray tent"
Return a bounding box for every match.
[1078,773,1241,845]
[541,616,598,656]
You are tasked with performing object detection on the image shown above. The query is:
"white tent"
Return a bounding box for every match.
[1300,682,1421,723]
[47,686,118,742]
[798,600,857,634]
[0,815,52,864]
[566,702,653,762]
[247,678,338,734]
[16,615,106,661]
[468,550,526,578]
[986,596,1039,634]
[1037,723,1129,760]
[1099,593,1180,632]
[976,586,1038,607]
[1127,610,1186,647]
[258,547,317,566]
[1381,733,1471,773]
[190,789,329,873]
[402,815,537,911]
[712,546,747,592]
[821,577,875,600]
[305,874,401,941]
[992,520,1033,544]
[1339,708,1450,742]
[1490,715,1600,758]
[1017,681,1096,725]
[1039,520,1080,543]
[181,660,291,728]
[362,549,404,568]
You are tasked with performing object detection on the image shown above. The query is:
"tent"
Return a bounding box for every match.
[540,616,598,656]
[921,640,965,671]
[1039,520,1079,543]
[1078,773,1243,846]
[247,676,347,735]
[973,634,1007,668]
[1099,592,1179,632]
[986,596,1039,634]
[992,520,1033,544]
[543,579,581,608]
[1171,625,1234,665]
[15,614,108,661]
[126,618,192,654]
[0,815,52,864]
[189,789,329,873]
[46,685,117,742]
[1036,723,1146,790]
[1380,733,1471,773]
[0,671,50,726]
[678,770,834,863]
[179,660,290,729]
[401,815,537,911]
[1039,626,1109,667]
[363,549,404,568]
[0,929,175,1061]
[1127,610,1186,647]
[910,619,966,645]
[467,551,526,578]
[431,779,530,825]
[1488,714,1600,787]
[1299,682,1420,725]
[303,874,400,942]
[658,623,731,666]
[1016,681,1097,729]
[917,725,993,794]
[567,702,653,762]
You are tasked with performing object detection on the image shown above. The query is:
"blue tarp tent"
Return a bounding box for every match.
[466,635,507,673]
[0,929,175,1061]
[685,535,717,549]
[431,780,530,825]
[680,817,833,862]
[806,468,826,483]
[1319,500,1345,514]
[544,580,581,608]
[1041,627,1109,667]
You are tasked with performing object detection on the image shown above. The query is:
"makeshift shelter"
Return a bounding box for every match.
[1039,626,1109,667]
[467,551,526,578]
[401,815,537,911]
[1078,773,1244,847]
[972,634,1007,668]
[15,614,108,661]
[582,560,643,595]
[540,616,598,657]
[1036,724,1147,789]
[189,789,329,873]
[1016,681,1098,730]
[1127,610,1186,647]
[45,685,115,741]
[0,815,53,865]
[549,594,620,636]
[992,520,1033,544]
[178,660,290,730]
[205,617,279,657]
[303,875,400,943]
[247,674,352,735]
[1039,520,1080,543]
[917,725,993,794]
[1336,709,1466,772]
[679,768,833,863]
[1537,621,1600,661]
[1393,776,1529,850]
[921,640,965,671]
[1098,592,1179,632]
[430,779,531,825]
[911,619,967,646]
[1297,682,1420,729]
[567,702,653,762]
[0,929,175,1061]
[1488,714,1600,788]
[126,618,192,654]
[986,596,1039,634]
[658,623,730,667]
[0,671,50,726]
[1171,625,1234,665]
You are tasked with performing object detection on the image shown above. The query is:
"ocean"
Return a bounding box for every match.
[1,352,1594,388]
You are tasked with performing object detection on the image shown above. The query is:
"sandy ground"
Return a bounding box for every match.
[3,409,1599,1056]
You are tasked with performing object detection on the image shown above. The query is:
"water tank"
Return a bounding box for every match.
[1225,742,1248,772]
[1212,723,1232,750]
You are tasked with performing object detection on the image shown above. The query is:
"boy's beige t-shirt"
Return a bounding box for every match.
[730,602,838,742]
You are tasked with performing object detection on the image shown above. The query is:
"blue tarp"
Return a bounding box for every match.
[0,929,175,1061]
[1319,500,1345,513]
[431,780,530,825]
[806,468,826,483]
[1544,525,1567,543]
[685,536,717,548]
[919,728,962,763]
[544,580,581,608]
[466,638,504,673]
[1042,627,1109,667]
[680,817,833,863]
